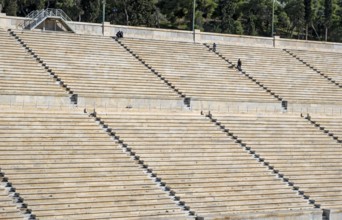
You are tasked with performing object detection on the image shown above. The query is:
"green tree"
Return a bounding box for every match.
[276,6,291,37]
[62,0,84,22]
[80,0,101,23]
[324,0,332,40]
[16,0,44,17]
[0,0,4,13]
[326,0,342,42]
[338,0,342,30]
[127,0,159,27]
[240,0,273,36]
[157,0,216,30]
[107,0,159,27]
[284,0,305,38]
[2,0,342,43]
[195,0,216,30]
[304,0,312,39]
[4,0,18,16]
[216,0,240,34]
[157,0,190,29]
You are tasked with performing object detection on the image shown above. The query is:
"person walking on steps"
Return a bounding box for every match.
[237,59,242,71]
[213,43,216,52]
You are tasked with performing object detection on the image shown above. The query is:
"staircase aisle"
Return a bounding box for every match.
[0,186,22,220]
[120,38,280,111]
[96,110,319,219]
[0,108,190,220]
[14,31,182,109]
[308,114,342,142]
[288,49,342,83]
[0,29,69,106]
[215,44,342,111]
[214,112,342,219]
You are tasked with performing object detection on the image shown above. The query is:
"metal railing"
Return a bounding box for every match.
[25,9,43,19]
[23,8,72,30]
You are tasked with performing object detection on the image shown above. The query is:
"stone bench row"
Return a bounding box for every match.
[97,111,316,217]
[214,113,342,212]
[0,110,190,219]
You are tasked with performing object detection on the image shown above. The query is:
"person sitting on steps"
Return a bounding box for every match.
[116,31,123,38]
[89,109,97,117]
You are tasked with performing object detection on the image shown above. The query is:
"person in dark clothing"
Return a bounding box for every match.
[306,113,311,120]
[89,109,97,117]
[237,59,242,71]
[116,31,123,38]
[213,43,216,52]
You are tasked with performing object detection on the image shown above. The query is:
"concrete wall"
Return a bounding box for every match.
[191,100,282,113]
[207,209,322,220]
[68,21,103,36]
[0,13,28,30]
[0,95,70,108]
[330,209,342,220]
[77,97,186,111]
[276,37,342,53]
[287,103,342,115]
[1,13,342,53]
[68,21,195,42]
[201,32,274,48]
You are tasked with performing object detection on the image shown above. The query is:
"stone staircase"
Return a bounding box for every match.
[0,169,35,220]
[120,38,281,112]
[3,27,342,219]
[305,114,342,144]
[7,29,77,105]
[204,43,286,110]
[88,111,198,218]
[214,44,342,112]
[94,110,320,219]
[285,49,342,85]
[0,29,70,107]
[213,112,342,219]
[0,109,191,220]
[283,49,341,89]
[0,183,24,220]
[205,113,315,205]
[14,30,183,109]
[114,37,191,109]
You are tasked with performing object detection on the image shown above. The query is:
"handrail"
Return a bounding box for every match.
[25,9,44,19]
[25,10,37,19]
[22,8,72,30]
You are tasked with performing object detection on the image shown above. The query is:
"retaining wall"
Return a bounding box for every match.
[1,13,342,53]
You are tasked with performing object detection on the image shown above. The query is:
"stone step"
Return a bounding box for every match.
[32,209,188,220]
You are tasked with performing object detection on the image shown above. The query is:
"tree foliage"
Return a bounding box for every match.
[324,0,333,26]
[216,0,240,34]
[304,0,312,25]
[1,0,342,42]
[109,0,159,27]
